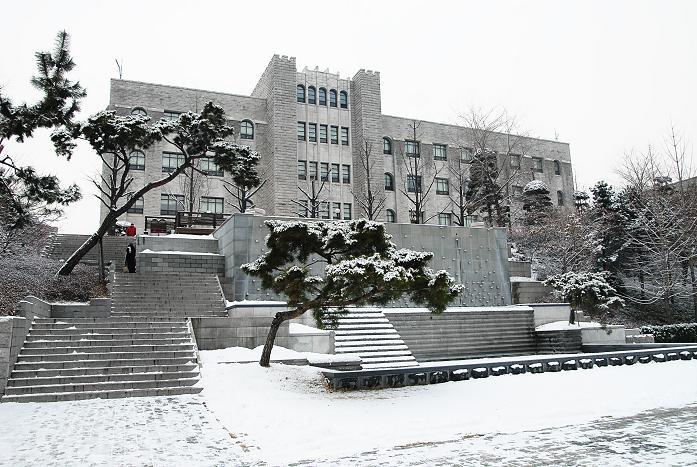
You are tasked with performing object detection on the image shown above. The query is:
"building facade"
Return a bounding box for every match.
[105,55,574,230]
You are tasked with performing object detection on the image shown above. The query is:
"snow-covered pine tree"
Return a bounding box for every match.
[520,180,552,226]
[219,145,264,213]
[466,148,509,227]
[589,181,628,281]
[242,219,464,366]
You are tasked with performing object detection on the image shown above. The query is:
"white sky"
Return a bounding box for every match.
[1,0,695,234]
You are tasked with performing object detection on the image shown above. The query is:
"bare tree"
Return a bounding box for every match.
[352,141,385,220]
[292,177,328,219]
[164,161,211,222]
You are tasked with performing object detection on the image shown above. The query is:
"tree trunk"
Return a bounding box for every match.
[259,308,305,367]
[690,262,697,322]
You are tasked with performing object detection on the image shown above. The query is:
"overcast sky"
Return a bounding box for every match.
[1,0,695,234]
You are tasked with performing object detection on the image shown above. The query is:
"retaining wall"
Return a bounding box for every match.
[16,296,111,319]
[137,235,219,254]
[0,317,30,395]
[512,280,553,304]
[138,251,225,276]
[536,329,583,354]
[509,260,532,278]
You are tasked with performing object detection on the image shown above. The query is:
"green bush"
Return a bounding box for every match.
[641,323,697,343]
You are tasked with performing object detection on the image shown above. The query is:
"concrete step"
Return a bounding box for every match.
[17,350,196,362]
[360,355,418,364]
[29,326,189,335]
[335,339,407,347]
[333,329,398,336]
[8,371,200,387]
[337,349,413,358]
[34,317,188,324]
[1,385,202,403]
[335,344,409,353]
[11,363,198,378]
[13,357,196,371]
[20,344,194,355]
[28,331,190,340]
[4,377,199,395]
[362,361,420,369]
[25,337,192,346]
[31,322,189,330]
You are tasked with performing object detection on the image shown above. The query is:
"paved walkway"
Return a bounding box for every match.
[303,404,697,466]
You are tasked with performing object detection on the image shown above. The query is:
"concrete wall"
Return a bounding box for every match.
[535,329,583,354]
[509,260,532,278]
[137,235,219,254]
[529,303,573,327]
[512,280,553,304]
[138,251,225,276]
[0,316,30,395]
[215,213,512,306]
[16,296,111,319]
[581,326,626,345]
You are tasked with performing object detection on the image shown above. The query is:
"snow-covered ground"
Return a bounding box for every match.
[1,351,696,465]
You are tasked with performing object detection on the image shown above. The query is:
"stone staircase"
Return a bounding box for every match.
[329,309,418,370]
[1,317,201,403]
[45,233,132,265]
[111,272,227,317]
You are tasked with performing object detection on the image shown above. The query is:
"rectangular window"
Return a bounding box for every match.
[163,111,181,122]
[129,151,145,171]
[510,154,521,169]
[342,164,351,184]
[297,199,308,218]
[405,140,420,157]
[332,202,342,219]
[512,185,523,198]
[407,175,422,193]
[340,127,349,146]
[200,157,223,177]
[532,157,544,173]
[297,121,306,141]
[309,161,318,180]
[200,196,224,214]
[557,191,564,206]
[308,123,317,142]
[160,194,183,216]
[320,201,330,219]
[331,163,340,183]
[319,124,328,143]
[330,125,339,145]
[438,213,452,226]
[343,203,352,220]
[320,162,329,181]
[162,152,185,173]
[461,147,474,162]
[127,197,143,214]
[409,210,425,223]
[436,177,449,195]
[298,160,307,180]
[433,144,447,161]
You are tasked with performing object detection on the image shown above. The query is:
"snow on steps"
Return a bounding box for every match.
[1,317,202,403]
[327,309,418,369]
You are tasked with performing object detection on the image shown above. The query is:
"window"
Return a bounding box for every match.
[200,196,224,214]
[320,201,330,219]
[386,209,396,223]
[383,137,392,155]
[512,185,523,198]
[129,150,145,171]
[160,194,183,216]
[319,124,328,143]
[319,88,327,106]
[340,91,348,109]
[296,84,306,103]
[554,160,561,175]
[309,161,318,180]
[461,147,473,162]
[343,203,352,220]
[409,210,425,223]
[127,196,143,214]
[340,127,349,146]
[308,86,316,105]
[131,107,147,117]
[297,121,306,141]
[384,172,394,191]
[342,164,351,183]
[433,144,447,161]
[162,152,184,173]
[200,157,223,177]
[297,199,308,217]
[240,120,254,139]
[298,161,307,180]
[330,125,339,144]
[308,123,317,142]
[405,140,420,157]
[163,111,181,122]
[438,213,452,226]
[557,190,564,206]
[332,202,342,219]
[407,175,422,193]
[329,89,337,107]
[436,177,449,195]
[510,154,521,169]
[532,157,544,173]
[320,162,329,181]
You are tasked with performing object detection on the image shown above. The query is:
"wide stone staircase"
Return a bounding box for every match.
[45,233,132,265]
[111,272,227,317]
[1,317,201,403]
[329,309,419,369]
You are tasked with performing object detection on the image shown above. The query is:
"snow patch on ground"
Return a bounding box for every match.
[141,233,215,239]
[200,345,348,364]
[290,322,329,334]
[536,320,604,331]
[140,249,221,256]
[510,276,539,282]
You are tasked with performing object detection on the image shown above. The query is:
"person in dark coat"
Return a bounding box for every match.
[126,223,137,237]
[125,243,136,273]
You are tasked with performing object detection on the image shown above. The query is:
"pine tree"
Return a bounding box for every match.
[590,181,627,279]
[466,149,509,227]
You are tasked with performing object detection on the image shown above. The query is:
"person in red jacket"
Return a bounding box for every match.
[125,223,136,237]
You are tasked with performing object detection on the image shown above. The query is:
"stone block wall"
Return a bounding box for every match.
[137,235,220,254]
[0,317,30,395]
[16,296,111,320]
[512,280,553,304]
[138,251,225,276]
[509,260,532,278]
[536,329,583,354]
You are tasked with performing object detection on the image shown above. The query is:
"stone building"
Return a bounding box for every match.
[105,55,574,230]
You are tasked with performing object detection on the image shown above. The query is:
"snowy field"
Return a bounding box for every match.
[1,349,696,466]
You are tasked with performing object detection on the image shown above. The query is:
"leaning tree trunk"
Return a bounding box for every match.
[259,308,305,367]
[57,212,117,276]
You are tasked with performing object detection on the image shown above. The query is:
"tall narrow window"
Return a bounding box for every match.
[329,89,337,107]
[433,144,447,161]
[127,196,144,214]
[461,147,473,162]
[386,209,396,223]
[240,120,254,139]
[297,121,306,141]
[407,175,422,193]
[405,140,420,157]
[307,86,316,104]
[384,172,394,191]
[330,126,339,144]
[128,150,145,171]
[297,199,308,217]
[343,203,352,220]
[436,177,449,195]
[309,161,318,180]
[319,88,327,106]
[557,190,564,206]
[319,124,328,143]
[308,123,317,142]
[510,154,521,169]
[532,157,544,173]
[160,194,183,216]
[339,91,348,109]
[298,160,307,180]
[340,127,349,146]
[438,213,452,226]
[320,201,330,219]
[332,202,342,219]
[320,162,329,181]
[331,163,340,183]
[342,164,351,183]
[554,160,562,175]
[296,84,306,103]
[383,137,392,155]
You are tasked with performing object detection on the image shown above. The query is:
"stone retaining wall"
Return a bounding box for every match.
[137,235,219,254]
[536,329,583,354]
[138,251,225,276]
[16,296,111,319]
[0,316,30,395]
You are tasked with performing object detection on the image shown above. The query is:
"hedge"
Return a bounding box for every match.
[641,323,697,343]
